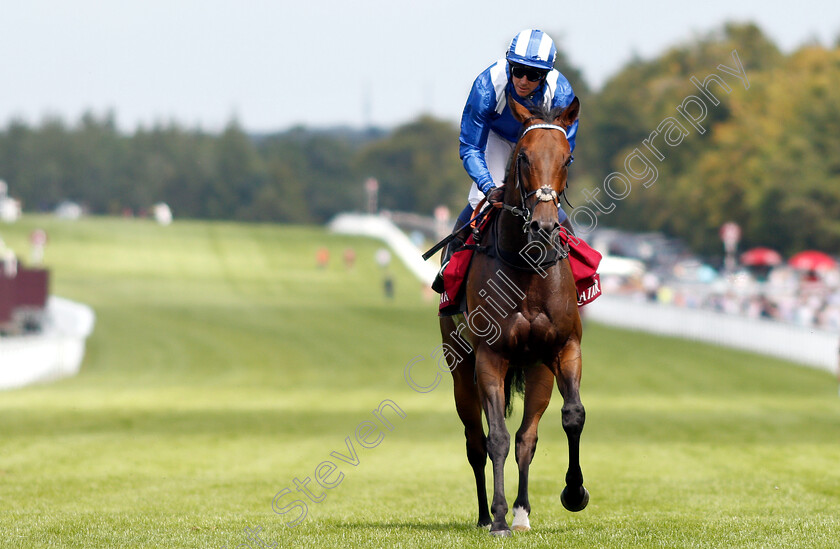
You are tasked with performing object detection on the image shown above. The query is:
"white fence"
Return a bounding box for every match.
[585,295,839,373]
[328,215,838,374]
[0,296,95,390]
[329,213,438,286]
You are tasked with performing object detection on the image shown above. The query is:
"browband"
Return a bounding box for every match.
[521,123,567,138]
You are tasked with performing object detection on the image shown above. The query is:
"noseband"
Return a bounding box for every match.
[502,123,568,232]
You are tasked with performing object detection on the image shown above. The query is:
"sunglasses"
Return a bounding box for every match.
[510,65,547,82]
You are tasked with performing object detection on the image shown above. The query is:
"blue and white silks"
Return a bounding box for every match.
[458,59,578,222]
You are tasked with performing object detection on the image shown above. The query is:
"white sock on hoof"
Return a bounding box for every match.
[511,506,530,531]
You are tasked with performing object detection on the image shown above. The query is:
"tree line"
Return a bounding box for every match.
[1,23,838,257]
[571,23,840,257]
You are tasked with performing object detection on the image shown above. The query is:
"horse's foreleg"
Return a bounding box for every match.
[451,359,491,528]
[554,338,589,512]
[511,363,554,532]
[475,348,511,536]
[442,316,490,528]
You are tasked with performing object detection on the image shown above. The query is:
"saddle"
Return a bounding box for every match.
[438,209,602,317]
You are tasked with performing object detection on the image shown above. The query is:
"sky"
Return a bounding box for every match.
[1,0,838,133]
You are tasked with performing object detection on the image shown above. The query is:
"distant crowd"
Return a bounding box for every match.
[619,267,840,331]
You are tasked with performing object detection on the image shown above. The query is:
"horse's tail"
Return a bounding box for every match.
[504,368,526,418]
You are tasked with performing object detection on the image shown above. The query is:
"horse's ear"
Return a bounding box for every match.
[555,96,580,128]
[508,94,532,123]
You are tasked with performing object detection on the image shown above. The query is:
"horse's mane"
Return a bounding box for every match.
[520,102,565,132]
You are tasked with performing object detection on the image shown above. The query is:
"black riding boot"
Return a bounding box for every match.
[431,220,474,293]
[431,235,464,294]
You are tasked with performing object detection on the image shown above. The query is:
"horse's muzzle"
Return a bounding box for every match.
[527,219,560,248]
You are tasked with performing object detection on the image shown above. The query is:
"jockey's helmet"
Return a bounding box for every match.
[506,29,556,72]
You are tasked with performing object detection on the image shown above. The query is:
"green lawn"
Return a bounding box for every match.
[1,216,838,548]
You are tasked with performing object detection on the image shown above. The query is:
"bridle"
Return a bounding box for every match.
[501,123,571,233]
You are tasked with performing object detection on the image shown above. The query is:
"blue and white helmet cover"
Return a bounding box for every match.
[506,29,556,71]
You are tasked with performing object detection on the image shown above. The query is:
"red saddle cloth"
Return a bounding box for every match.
[439,223,602,313]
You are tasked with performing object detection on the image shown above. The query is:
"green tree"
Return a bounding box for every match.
[356,115,464,215]
[678,44,840,255]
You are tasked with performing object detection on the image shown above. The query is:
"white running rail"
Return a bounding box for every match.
[0,296,95,390]
[585,295,839,373]
[329,213,438,286]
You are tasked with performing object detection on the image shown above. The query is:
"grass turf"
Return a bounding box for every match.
[0,216,838,548]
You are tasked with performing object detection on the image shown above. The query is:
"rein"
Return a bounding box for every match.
[484,211,568,271]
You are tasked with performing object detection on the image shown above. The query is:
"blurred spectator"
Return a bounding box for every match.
[383,275,394,300]
[316,247,330,269]
[2,248,17,277]
[656,285,674,305]
[343,248,356,270]
[642,272,659,302]
[614,259,840,331]
[30,229,47,265]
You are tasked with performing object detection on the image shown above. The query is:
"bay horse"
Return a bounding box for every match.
[440,95,587,536]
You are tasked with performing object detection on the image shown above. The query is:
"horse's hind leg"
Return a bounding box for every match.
[441,317,490,528]
[554,338,589,512]
[511,363,555,532]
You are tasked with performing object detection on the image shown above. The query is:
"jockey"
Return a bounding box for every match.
[433,29,580,293]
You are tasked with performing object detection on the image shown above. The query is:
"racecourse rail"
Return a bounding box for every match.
[329,213,438,286]
[5,218,831,391]
[586,296,838,373]
[330,213,839,374]
[0,296,95,390]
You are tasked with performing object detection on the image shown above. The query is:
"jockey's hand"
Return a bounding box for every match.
[486,186,504,208]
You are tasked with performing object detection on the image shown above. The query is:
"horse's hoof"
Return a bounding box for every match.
[476,519,491,530]
[561,486,590,512]
[490,528,512,537]
[511,506,530,531]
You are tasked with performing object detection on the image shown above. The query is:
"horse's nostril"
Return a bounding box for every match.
[529,220,559,236]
